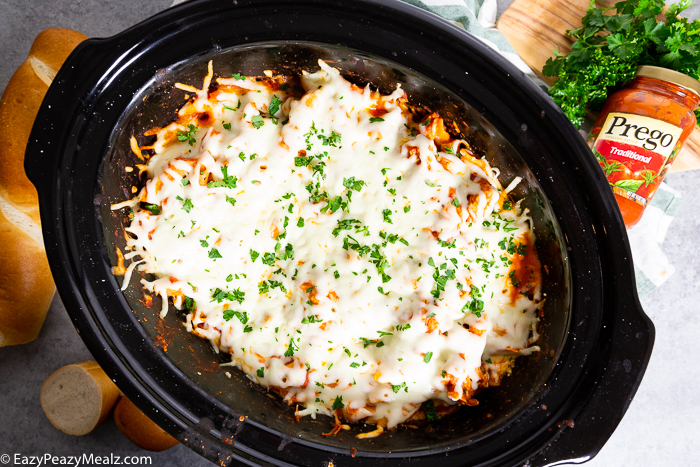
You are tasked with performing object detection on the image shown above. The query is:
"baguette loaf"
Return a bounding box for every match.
[0,28,87,346]
[113,396,179,452]
[40,361,121,436]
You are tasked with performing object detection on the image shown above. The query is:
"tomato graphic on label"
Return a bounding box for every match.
[596,155,632,184]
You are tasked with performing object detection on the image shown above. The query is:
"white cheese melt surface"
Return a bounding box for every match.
[119,61,542,429]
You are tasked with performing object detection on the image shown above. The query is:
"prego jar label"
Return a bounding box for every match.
[592,112,683,207]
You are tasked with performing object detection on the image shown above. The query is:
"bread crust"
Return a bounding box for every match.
[113,397,179,452]
[40,361,120,436]
[0,208,54,346]
[0,28,87,346]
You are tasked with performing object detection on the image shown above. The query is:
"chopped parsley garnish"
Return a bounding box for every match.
[320,195,345,215]
[498,237,527,256]
[226,195,236,207]
[268,95,282,116]
[396,323,411,331]
[208,248,222,259]
[211,287,245,304]
[301,315,323,324]
[343,176,365,193]
[223,122,231,130]
[369,117,385,123]
[430,262,455,299]
[424,399,439,421]
[257,367,265,377]
[284,338,298,357]
[176,124,198,146]
[509,270,521,288]
[262,252,276,266]
[359,337,382,348]
[332,219,360,237]
[232,73,245,80]
[382,209,393,224]
[392,382,407,393]
[207,165,237,189]
[143,204,161,215]
[251,115,264,129]
[463,285,484,317]
[297,217,305,228]
[200,239,209,248]
[317,131,341,147]
[180,197,193,213]
[223,310,249,324]
[332,396,345,410]
[424,352,433,363]
[438,238,456,249]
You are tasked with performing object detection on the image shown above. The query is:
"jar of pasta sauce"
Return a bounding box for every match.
[588,65,700,228]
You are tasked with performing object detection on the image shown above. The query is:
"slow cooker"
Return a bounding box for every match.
[25,0,654,465]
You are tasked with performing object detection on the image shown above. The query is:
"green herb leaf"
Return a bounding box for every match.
[181,198,194,212]
[284,338,298,357]
[332,396,345,410]
[143,204,161,215]
[268,95,282,116]
[207,165,238,189]
[251,115,264,129]
[424,399,439,421]
[177,124,198,146]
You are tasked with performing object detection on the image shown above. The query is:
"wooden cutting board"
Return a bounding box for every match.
[497,0,700,172]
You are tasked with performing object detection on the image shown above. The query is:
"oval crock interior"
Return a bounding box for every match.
[98,41,570,452]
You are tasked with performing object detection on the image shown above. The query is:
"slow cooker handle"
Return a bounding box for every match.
[532,293,655,465]
[25,33,141,190]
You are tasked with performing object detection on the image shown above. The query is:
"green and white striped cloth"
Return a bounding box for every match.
[171,0,682,295]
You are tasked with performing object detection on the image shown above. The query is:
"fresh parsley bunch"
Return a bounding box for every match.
[543,0,700,128]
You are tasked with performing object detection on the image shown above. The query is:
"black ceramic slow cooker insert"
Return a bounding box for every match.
[25,0,654,465]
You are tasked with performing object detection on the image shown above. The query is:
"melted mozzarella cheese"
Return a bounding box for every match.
[118,61,542,429]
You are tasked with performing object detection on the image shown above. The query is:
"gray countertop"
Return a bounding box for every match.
[0,1,697,466]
